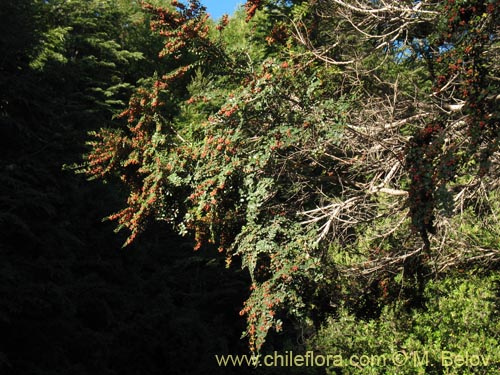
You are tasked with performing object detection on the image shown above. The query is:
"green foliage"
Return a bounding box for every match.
[79,0,500,356]
[311,273,500,374]
[217,7,269,63]
[30,25,72,70]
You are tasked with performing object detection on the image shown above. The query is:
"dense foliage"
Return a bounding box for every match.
[82,0,500,355]
[312,273,500,374]
[2,0,499,374]
[1,1,255,374]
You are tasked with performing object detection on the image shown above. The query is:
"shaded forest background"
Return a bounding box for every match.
[1,0,499,374]
[0,1,257,374]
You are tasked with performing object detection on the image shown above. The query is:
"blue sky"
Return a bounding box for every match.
[200,0,243,19]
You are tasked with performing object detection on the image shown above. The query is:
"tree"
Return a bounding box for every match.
[81,0,500,353]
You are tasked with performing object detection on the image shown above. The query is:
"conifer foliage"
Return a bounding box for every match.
[1,1,253,374]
